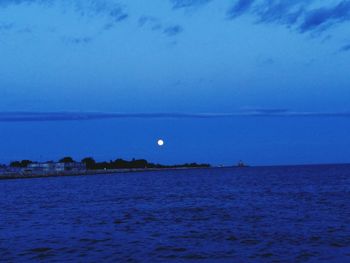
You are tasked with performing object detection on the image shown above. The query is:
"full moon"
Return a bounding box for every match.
[157,139,164,146]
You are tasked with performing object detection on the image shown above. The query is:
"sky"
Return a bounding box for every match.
[1,0,350,165]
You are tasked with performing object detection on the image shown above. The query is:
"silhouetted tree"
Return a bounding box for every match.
[59,157,75,163]
[10,161,21,168]
[9,160,33,168]
[21,160,33,167]
[7,157,210,170]
[81,157,96,169]
[114,159,128,168]
[131,159,148,168]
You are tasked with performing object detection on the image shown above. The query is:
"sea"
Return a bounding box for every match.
[1,165,350,262]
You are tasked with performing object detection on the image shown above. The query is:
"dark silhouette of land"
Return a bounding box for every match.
[0,156,211,180]
[81,157,210,170]
[6,156,210,170]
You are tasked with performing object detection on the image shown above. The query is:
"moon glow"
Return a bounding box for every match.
[157,139,164,146]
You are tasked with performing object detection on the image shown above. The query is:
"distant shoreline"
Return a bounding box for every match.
[0,167,214,181]
[1,163,350,181]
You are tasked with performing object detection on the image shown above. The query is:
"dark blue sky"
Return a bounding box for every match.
[1,0,350,165]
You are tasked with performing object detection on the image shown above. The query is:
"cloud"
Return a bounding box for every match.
[0,0,129,43]
[228,0,350,34]
[257,1,309,29]
[227,0,255,19]
[0,21,33,35]
[163,25,183,36]
[138,16,162,31]
[2,0,350,35]
[1,110,350,122]
[300,1,350,32]
[170,0,212,9]
[0,22,14,31]
[66,1,129,24]
[64,36,93,44]
[340,44,350,52]
[138,16,156,27]
[92,1,129,22]
[138,16,183,37]
[0,0,36,7]
[0,0,129,24]
[228,0,310,23]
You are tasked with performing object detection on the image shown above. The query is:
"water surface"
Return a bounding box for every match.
[1,165,350,262]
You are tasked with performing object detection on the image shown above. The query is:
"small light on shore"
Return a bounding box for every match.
[157,139,164,146]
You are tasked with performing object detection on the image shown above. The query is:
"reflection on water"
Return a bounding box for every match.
[1,165,350,262]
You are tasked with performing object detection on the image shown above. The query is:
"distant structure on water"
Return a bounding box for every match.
[237,160,248,167]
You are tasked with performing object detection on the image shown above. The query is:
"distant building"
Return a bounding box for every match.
[27,162,86,174]
[0,166,23,176]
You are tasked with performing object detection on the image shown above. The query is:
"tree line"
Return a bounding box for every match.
[7,157,210,170]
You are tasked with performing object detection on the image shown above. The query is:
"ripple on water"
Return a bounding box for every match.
[1,165,350,262]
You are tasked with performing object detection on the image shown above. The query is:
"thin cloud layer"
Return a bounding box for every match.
[340,44,350,52]
[163,25,183,37]
[64,36,93,44]
[228,0,350,33]
[138,16,161,29]
[228,0,255,18]
[300,1,350,32]
[138,16,183,37]
[170,0,212,9]
[2,0,350,35]
[0,0,129,24]
[1,110,350,122]
[0,22,14,31]
[0,1,189,39]
[3,0,349,40]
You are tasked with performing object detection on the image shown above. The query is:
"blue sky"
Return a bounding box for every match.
[1,0,350,165]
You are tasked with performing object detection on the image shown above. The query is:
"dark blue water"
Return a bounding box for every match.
[1,165,350,262]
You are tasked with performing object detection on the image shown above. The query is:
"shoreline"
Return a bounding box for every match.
[1,163,350,181]
[0,167,213,180]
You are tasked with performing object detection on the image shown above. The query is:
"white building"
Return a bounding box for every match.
[27,162,86,174]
